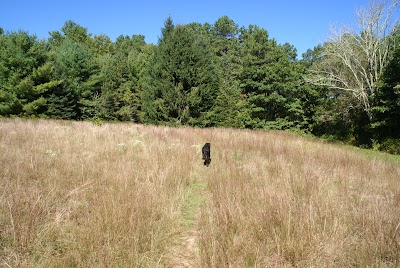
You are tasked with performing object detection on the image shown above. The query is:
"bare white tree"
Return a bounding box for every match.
[306,0,399,119]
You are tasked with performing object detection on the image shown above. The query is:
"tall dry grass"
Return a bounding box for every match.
[1,119,399,267]
[0,119,207,267]
[199,129,400,267]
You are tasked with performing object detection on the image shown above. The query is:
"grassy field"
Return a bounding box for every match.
[1,119,400,267]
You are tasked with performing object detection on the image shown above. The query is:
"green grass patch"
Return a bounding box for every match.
[181,181,207,227]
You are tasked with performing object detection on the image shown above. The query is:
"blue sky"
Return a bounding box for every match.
[1,0,369,56]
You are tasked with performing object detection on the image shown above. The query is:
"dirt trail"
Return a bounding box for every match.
[167,179,207,268]
[168,225,200,267]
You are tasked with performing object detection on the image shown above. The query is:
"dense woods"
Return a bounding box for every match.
[1,4,399,153]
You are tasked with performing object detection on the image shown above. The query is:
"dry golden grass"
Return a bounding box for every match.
[199,129,400,267]
[0,119,205,267]
[1,119,399,267]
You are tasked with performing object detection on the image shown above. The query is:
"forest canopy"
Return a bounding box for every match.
[1,3,399,153]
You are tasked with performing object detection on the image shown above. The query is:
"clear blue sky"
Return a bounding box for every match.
[1,0,368,56]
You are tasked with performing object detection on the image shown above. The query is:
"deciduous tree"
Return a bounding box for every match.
[306,0,399,120]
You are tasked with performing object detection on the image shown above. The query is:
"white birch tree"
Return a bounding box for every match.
[306,0,399,120]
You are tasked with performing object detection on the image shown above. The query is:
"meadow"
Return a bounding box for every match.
[1,119,399,267]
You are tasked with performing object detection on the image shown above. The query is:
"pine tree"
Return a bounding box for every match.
[0,30,49,116]
[142,20,218,126]
[371,29,400,141]
[239,25,307,130]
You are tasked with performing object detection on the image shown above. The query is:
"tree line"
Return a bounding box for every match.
[1,4,399,153]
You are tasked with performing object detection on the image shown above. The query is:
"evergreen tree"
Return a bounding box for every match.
[142,19,218,126]
[206,17,248,127]
[61,20,91,44]
[160,16,174,43]
[0,30,50,116]
[48,35,99,119]
[371,29,400,142]
[239,25,305,130]
[96,35,147,121]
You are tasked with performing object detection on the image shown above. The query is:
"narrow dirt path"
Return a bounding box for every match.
[167,179,207,268]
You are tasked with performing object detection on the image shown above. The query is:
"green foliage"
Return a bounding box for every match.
[378,138,400,154]
[160,16,174,42]
[142,20,218,126]
[95,35,148,121]
[92,117,103,126]
[0,16,399,154]
[0,89,19,115]
[23,97,47,115]
[61,20,91,44]
[239,25,310,130]
[205,17,249,128]
[49,38,96,119]
[370,31,400,140]
[0,30,48,115]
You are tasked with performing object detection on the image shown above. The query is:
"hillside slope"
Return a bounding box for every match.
[1,119,399,267]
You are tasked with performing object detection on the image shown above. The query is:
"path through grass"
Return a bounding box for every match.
[2,119,400,267]
[167,171,208,267]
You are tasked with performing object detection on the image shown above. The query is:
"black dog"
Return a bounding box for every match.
[202,143,211,167]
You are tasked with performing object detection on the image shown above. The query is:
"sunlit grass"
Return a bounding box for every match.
[1,119,399,267]
[199,128,400,267]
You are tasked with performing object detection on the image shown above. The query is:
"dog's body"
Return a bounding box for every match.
[202,143,211,167]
